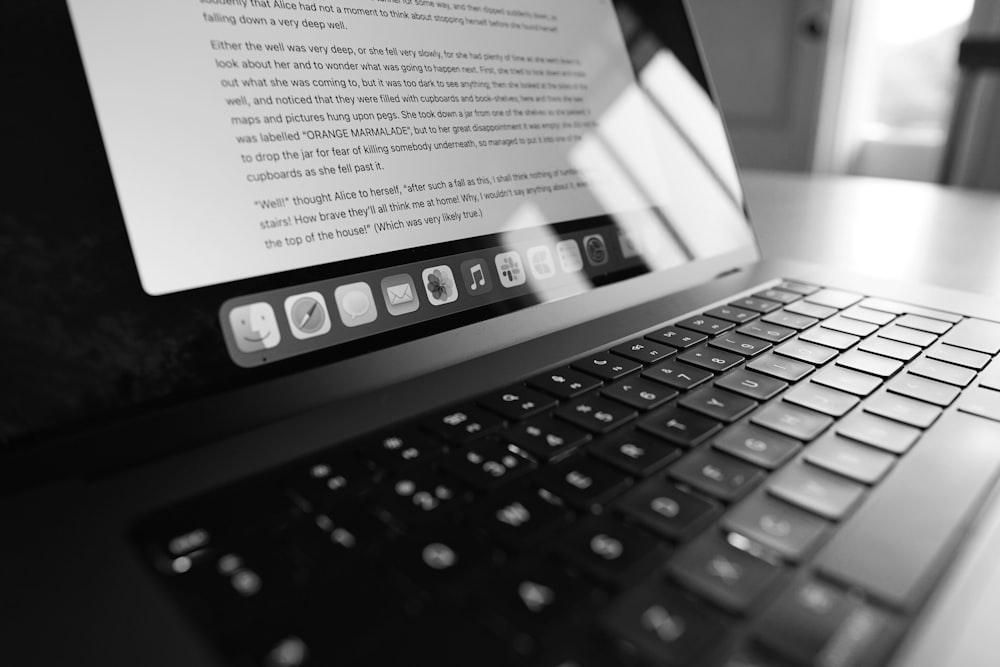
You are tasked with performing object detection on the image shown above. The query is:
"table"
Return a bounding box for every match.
[742,170,1000,296]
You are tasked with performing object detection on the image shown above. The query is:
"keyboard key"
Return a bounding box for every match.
[392,528,489,597]
[857,298,961,323]
[798,326,860,351]
[709,332,771,357]
[837,351,903,378]
[618,478,722,541]
[669,448,765,502]
[746,353,814,382]
[785,300,837,319]
[713,422,802,469]
[479,559,589,644]
[756,579,899,667]
[602,377,677,411]
[907,357,976,387]
[677,346,745,373]
[811,365,882,397]
[679,387,758,423]
[940,317,1000,354]
[676,315,735,336]
[857,337,920,362]
[505,417,590,462]
[556,396,637,434]
[887,374,960,407]
[816,412,1000,609]
[782,382,859,417]
[822,316,878,338]
[590,432,682,476]
[478,387,556,421]
[642,359,714,391]
[895,314,953,335]
[761,311,818,331]
[555,515,663,587]
[836,411,921,454]
[864,390,942,428]
[754,288,801,305]
[778,280,820,295]
[646,326,707,349]
[841,305,896,326]
[668,532,783,614]
[737,321,796,344]
[473,488,571,551]
[958,387,1000,422]
[572,353,642,381]
[442,441,534,491]
[602,579,727,666]
[537,457,632,512]
[804,434,896,485]
[751,402,832,441]
[722,493,830,561]
[423,406,504,445]
[805,288,863,309]
[639,406,723,447]
[372,469,469,527]
[731,296,782,313]
[284,455,375,507]
[715,369,787,401]
[879,323,937,347]
[925,342,991,370]
[704,305,759,324]
[611,339,676,365]
[528,367,602,399]
[774,339,837,365]
[768,462,865,520]
[357,430,444,473]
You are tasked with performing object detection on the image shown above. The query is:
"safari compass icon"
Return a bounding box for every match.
[284,291,332,340]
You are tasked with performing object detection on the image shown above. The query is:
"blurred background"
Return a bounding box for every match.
[688,0,1000,190]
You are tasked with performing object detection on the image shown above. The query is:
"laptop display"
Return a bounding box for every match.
[1,0,753,447]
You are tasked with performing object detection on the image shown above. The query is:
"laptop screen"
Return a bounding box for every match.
[0,1,754,447]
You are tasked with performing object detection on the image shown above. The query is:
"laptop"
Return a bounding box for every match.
[5,1,1000,665]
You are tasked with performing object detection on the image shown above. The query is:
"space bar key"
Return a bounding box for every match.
[815,411,1000,610]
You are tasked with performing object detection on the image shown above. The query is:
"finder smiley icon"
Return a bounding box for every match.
[229,302,281,353]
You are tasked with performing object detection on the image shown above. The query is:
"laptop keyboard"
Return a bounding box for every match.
[137,280,1000,667]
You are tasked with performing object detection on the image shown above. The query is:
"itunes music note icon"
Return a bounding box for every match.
[461,258,494,296]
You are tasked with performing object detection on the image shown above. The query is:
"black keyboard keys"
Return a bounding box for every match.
[640,406,723,448]
[668,532,783,614]
[679,387,758,423]
[756,579,899,667]
[669,448,765,502]
[555,395,637,434]
[646,326,707,350]
[555,515,664,587]
[590,432,682,476]
[505,417,590,462]
[572,353,642,381]
[677,347,744,373]
[442,441,534,491]
[642,360,714,391]
[618,478,721,541]
[602,377,678,411]
[479,387,557,421]
[473,488,571,551]
[537,457,632,512]
[423,406,504,445]
[602,579,728,666]
[612,339,677,364]
[528,367,602,399]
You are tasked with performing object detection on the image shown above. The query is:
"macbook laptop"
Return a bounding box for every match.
[5,1,1000,666]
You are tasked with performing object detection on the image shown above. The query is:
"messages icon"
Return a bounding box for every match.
[334,282,378,327]
[381,274,420,316]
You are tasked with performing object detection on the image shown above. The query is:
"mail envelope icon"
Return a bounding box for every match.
[388,283,413,305]
[381,274,420,316]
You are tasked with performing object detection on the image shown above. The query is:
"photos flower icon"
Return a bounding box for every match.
[422,266,458,305]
